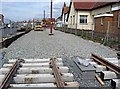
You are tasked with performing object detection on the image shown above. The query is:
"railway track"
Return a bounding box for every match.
[0,59,24,89]
[91,54,120,89]
[0,58,79,89]
[91,54,120,75]
[0,54,119,89]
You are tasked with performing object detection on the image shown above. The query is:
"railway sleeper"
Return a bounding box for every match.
[0,67,69,74]
[13,73,74,84]
[3,62,63,68]
[8,58,63,64]
[8,82,79,89]
[100,71,117,80]
[94,65,107,73]
[111,79,120,89]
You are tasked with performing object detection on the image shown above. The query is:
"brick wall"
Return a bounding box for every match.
[94,16,112,33]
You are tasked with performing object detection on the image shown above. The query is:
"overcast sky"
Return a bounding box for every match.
[1,0,70,21]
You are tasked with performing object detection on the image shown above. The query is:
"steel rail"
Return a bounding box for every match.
[91,54,120,75]
[0,59,24,89]
[50,58,65,89]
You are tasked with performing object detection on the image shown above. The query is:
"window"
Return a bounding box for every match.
[106,12,111,14]
[80,15,87,24]
[73,15,75,25]
[71,16,72,25]
[118,11,120,28]
[101,17,104,25]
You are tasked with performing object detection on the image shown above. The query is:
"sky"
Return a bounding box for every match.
[1,0,70,21]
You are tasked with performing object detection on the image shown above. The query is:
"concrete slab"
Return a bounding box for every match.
[3,62,63,68]
[89,61,98,66]
[0,68,9,74]
[111,79,120,89]
[14,74,55,83]
[94,65,106,72]
[72,57,96,79]
[14,73,74,83]
[10,83,56,88]
[9,82,79,89]
[0,75,4,82]
[8,58,63,63]
[100,71,117,80]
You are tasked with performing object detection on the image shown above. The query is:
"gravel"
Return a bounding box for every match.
[2,29,117,88]
[4,29,117,59]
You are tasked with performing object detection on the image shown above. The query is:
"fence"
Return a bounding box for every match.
[55,21,120,47]
[0,22,17,38]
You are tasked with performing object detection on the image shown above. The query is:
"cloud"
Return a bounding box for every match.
[54,0,70,4]
[1,0,71,3]
[2,2,49,21]
[1,0,70,21]
[0,2,2,14]
[1,0,48,2]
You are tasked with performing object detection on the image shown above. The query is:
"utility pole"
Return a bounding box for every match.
[44,10,45,20]
[43,10,46,28]
[49,0,54,35]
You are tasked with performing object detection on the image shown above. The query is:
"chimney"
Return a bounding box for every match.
[64,2,66,7]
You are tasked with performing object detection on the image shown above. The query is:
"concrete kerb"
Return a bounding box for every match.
[0,30,30,49]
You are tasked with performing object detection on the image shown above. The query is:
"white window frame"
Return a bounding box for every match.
[79,15,87,24]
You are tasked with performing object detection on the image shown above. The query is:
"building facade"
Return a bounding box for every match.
[67,0,120,34]
[61,2,69,25]
[0,14,4,26]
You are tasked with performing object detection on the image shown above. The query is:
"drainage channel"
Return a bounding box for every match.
[0,58,79,89]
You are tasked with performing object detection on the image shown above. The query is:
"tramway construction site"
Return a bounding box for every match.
[0,29,119,89]
[0,0,120,89]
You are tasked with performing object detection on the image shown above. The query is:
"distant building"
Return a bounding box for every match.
[0,14,4,26]
[56,16,62,22]
[61,2,69,24]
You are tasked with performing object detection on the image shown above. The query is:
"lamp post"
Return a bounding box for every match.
[49,0,54,35]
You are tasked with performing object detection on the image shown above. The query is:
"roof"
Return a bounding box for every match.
[73,2,116,10]
[74,2,96,10]
[71,0,119,10]
[61,2,69,17]
[66,0,119,21]
[63,7,69,14]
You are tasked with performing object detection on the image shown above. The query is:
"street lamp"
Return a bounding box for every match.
[49,0,54,35]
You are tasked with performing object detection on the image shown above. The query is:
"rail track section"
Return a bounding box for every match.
[91,54,120,89]
[62,55,120,89]
[0,58,79,89]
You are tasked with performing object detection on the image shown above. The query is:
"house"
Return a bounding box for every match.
[0,14,4,26]
[67,1,95,30]
[92,1,120,34]
[61,2,69,24]
[67,0,120,33]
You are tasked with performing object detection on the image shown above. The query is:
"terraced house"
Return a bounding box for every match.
[67,0,120,40]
